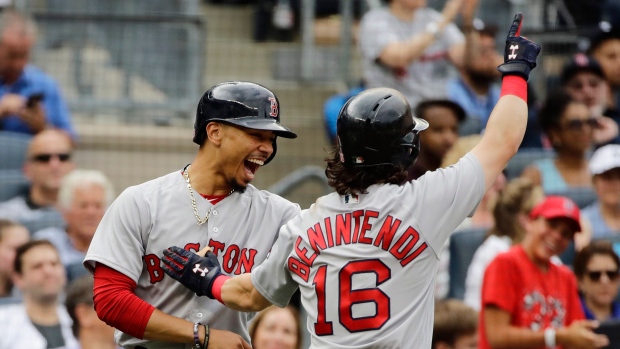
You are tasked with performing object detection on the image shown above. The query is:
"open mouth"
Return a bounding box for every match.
[244,158,264,176]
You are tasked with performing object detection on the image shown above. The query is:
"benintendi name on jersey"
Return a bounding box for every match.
[289,209,428,281]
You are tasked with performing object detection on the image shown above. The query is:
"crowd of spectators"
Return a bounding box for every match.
[0,9,112,343]
[0,128,117,348]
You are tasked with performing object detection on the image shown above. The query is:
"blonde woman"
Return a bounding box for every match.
[463,178,544,311]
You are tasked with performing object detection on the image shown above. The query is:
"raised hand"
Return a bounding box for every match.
[497,13,542,81]
[162,246,223,298]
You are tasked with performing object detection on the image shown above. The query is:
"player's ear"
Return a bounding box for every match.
[206,122,224,146]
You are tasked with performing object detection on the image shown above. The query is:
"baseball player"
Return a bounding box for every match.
[163,14,540,349]
[83,81,301,349]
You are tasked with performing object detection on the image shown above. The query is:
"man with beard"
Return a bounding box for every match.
[448,23,503,132]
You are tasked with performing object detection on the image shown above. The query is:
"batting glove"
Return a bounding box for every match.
[497,13,542,81]
[162,246,222,298]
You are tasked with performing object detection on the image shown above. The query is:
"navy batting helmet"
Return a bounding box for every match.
[337,88,428,169]
[193,81,297,164]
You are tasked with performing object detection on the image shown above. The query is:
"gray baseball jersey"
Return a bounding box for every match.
[252,153,485,349]
[84,170,300,349]
[359,7,465,109]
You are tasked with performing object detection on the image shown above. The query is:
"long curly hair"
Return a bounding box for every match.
[324,147,408,195]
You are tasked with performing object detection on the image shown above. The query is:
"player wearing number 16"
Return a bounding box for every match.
[163,14,540,349]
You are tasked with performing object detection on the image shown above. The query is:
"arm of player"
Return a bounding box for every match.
[162,246,272,312]
[470,13,541,191]
[143,309,251,348]
[484,306,609,348]
[220,273,273,312]
[93,263,251,348]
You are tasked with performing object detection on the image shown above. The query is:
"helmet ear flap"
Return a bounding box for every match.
[193,122,207,145]
[391,130,421,168]
[264,137,278,164]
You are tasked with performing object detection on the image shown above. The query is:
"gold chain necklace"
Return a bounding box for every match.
[183,165,234,226]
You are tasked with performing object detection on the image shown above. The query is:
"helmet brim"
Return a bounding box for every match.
[217,118,298,139]
[413,117,429,132]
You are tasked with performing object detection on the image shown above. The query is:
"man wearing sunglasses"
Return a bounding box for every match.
[0,129,74,230]
[480,196,609,349]
[573,241,620,323]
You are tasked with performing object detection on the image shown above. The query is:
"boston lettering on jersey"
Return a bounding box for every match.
[144,239,258,284]
[288,209,428,282]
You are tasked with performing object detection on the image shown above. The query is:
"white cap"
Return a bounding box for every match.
[589,144,620,175]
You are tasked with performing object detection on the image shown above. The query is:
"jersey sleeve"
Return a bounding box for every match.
[409,152,485,252]
[83,186,151,282]
[251,216,300,308]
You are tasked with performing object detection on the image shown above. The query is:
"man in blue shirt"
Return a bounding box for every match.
[0,10,74,138]
[447,23,502,132]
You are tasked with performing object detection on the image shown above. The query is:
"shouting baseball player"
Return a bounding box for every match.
[161,13,541,349]
[83,82,301,348]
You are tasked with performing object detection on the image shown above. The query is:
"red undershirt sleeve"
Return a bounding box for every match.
[93,263,156,339]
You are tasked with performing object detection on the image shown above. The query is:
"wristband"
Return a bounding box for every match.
[202,324,210,349]
[212,275,231,304]
[544,327,556,348]
[193,322,201,349]
[500,75,527,102]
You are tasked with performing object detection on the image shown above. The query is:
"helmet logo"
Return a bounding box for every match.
[353,157,364,164]
[268,97,278,118]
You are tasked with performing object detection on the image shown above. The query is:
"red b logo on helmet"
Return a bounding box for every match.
[268,97,278,118]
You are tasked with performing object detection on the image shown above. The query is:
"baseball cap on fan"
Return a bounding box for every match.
[589,144,620,175]
[560,53,605,85]
[529,196,582,232]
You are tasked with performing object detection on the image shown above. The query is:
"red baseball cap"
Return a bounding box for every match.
[529,196,582,232]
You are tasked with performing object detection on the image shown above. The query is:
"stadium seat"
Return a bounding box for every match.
[0,297,22,306]
[458,117,483,137]
[504,149,554,180]
[66,261,88,283]
[22,212,65,236]
[0,131,32,171]
[447,228,487,300]
[0,170,29,202]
